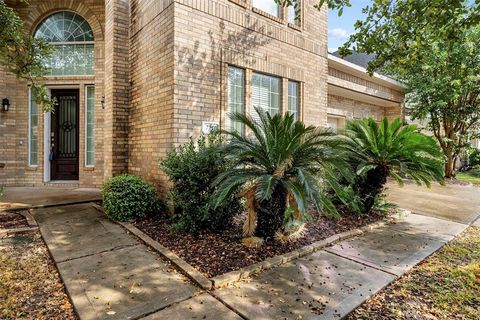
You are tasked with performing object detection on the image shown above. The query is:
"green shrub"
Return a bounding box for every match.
[468,148,480,167]
[213,109,351,240]
[102,175,161,221]
[341,117,444,213]
[160,132,242,233]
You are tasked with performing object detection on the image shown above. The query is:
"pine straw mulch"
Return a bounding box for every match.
[347,226,480,320]
[134,207,389,278]
[0,234,77,320]
[0,210,29,229]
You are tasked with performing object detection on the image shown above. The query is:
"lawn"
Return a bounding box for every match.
[456,168,480,185]
[348,226,480,320]
[0,234,77,320]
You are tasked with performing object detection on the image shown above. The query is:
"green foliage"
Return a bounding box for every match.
[327,0,480,177]
[405,27,480,177]
[468,149,480,168]
[0,1,55,112]
[102,175,161,222]
[337,0,479,75]
[214,109,353,239]
[341,117,444,213]
[160,132,242,233]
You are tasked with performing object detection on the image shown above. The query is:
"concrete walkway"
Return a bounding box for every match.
[214,212,468,319]
[29,185,478,319]
[32,203,238,320]
[0,187,101,211]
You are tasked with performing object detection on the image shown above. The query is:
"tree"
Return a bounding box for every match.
[0,0,55,111]
[341,117,444,213]
[303,0,480,178]
[406,28,480,177]
[214,109,351,240]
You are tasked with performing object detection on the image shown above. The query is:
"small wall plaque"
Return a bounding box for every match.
[202,121,219,134]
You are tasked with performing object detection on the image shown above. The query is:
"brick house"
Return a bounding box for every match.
[0,0,405,190]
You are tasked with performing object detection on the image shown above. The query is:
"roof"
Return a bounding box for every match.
[328,53,406,91]
[331,51,376,69]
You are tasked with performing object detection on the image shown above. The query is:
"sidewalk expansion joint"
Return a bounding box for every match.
[323,249,399,277]
[56,243,140,264]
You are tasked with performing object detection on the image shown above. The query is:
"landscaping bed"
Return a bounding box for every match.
[0,210,28,229]
[348,226,480,320]
[134,208,390,277]
[0,234,77,320]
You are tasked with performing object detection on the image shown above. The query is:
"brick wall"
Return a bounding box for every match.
[128,0,176,192]
[127,0,329,193]
[0,0,106,187]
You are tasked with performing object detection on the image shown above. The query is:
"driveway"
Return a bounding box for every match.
[386,182,480,224]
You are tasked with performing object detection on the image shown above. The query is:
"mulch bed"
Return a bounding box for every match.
[0,211,29,229]
[134,208,388,278]
[0,234,77,320]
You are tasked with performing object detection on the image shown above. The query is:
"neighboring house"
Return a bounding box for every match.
[0,0,405,190]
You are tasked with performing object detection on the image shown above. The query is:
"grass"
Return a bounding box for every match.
[0,234,76,319]
[348,226,480,320]
[456,168,480,185]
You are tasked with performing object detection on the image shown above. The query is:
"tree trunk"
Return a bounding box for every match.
[359,166,389,213]
[445,154,456,178]
[255,187,287,240]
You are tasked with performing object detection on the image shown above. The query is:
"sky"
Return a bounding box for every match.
[328,0,370,53]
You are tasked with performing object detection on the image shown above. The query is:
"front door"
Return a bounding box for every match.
[50,89,79,181]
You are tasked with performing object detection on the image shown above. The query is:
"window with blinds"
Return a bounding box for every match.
[288,80,300,121]
[227,66,245,133]
[252,73,281,122]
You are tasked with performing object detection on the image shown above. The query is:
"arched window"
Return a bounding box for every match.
[35,11,94,76]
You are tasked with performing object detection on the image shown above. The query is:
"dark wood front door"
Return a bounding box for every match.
[50,89,79,180]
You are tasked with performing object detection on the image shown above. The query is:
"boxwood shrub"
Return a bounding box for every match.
[102,174,161,221]
[161,132,242,233]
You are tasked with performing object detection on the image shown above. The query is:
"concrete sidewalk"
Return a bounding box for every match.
[32,203,238,320]
[214,212,468,319]
[30,199,472,319]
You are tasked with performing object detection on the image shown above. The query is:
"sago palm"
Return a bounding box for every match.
[341,117,444,213]
[214,109,351,240]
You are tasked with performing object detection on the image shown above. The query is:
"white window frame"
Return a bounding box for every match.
[252,72,281,120]
[288,80,300,121]
[227,66,245,134]
[28,87,38,167]
[85,85,95,167]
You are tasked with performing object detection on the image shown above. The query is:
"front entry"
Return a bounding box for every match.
[50,89,79,181]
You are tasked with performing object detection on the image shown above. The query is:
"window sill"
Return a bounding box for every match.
[84,166,95,171]
[252,7,284,24]
[228,0,248,9]
[26,166,38,171]
[288,22,302,31]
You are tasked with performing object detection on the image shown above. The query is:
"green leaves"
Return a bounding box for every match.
[161,132,243,233]
[214,108,351,236]
[102,175,161,222]
[340,117,445,212]
[0,2,55,112]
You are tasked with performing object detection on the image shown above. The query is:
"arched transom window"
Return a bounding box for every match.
[35,11,94,76]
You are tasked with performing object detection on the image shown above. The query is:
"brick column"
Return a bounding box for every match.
[104,0,129,179]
